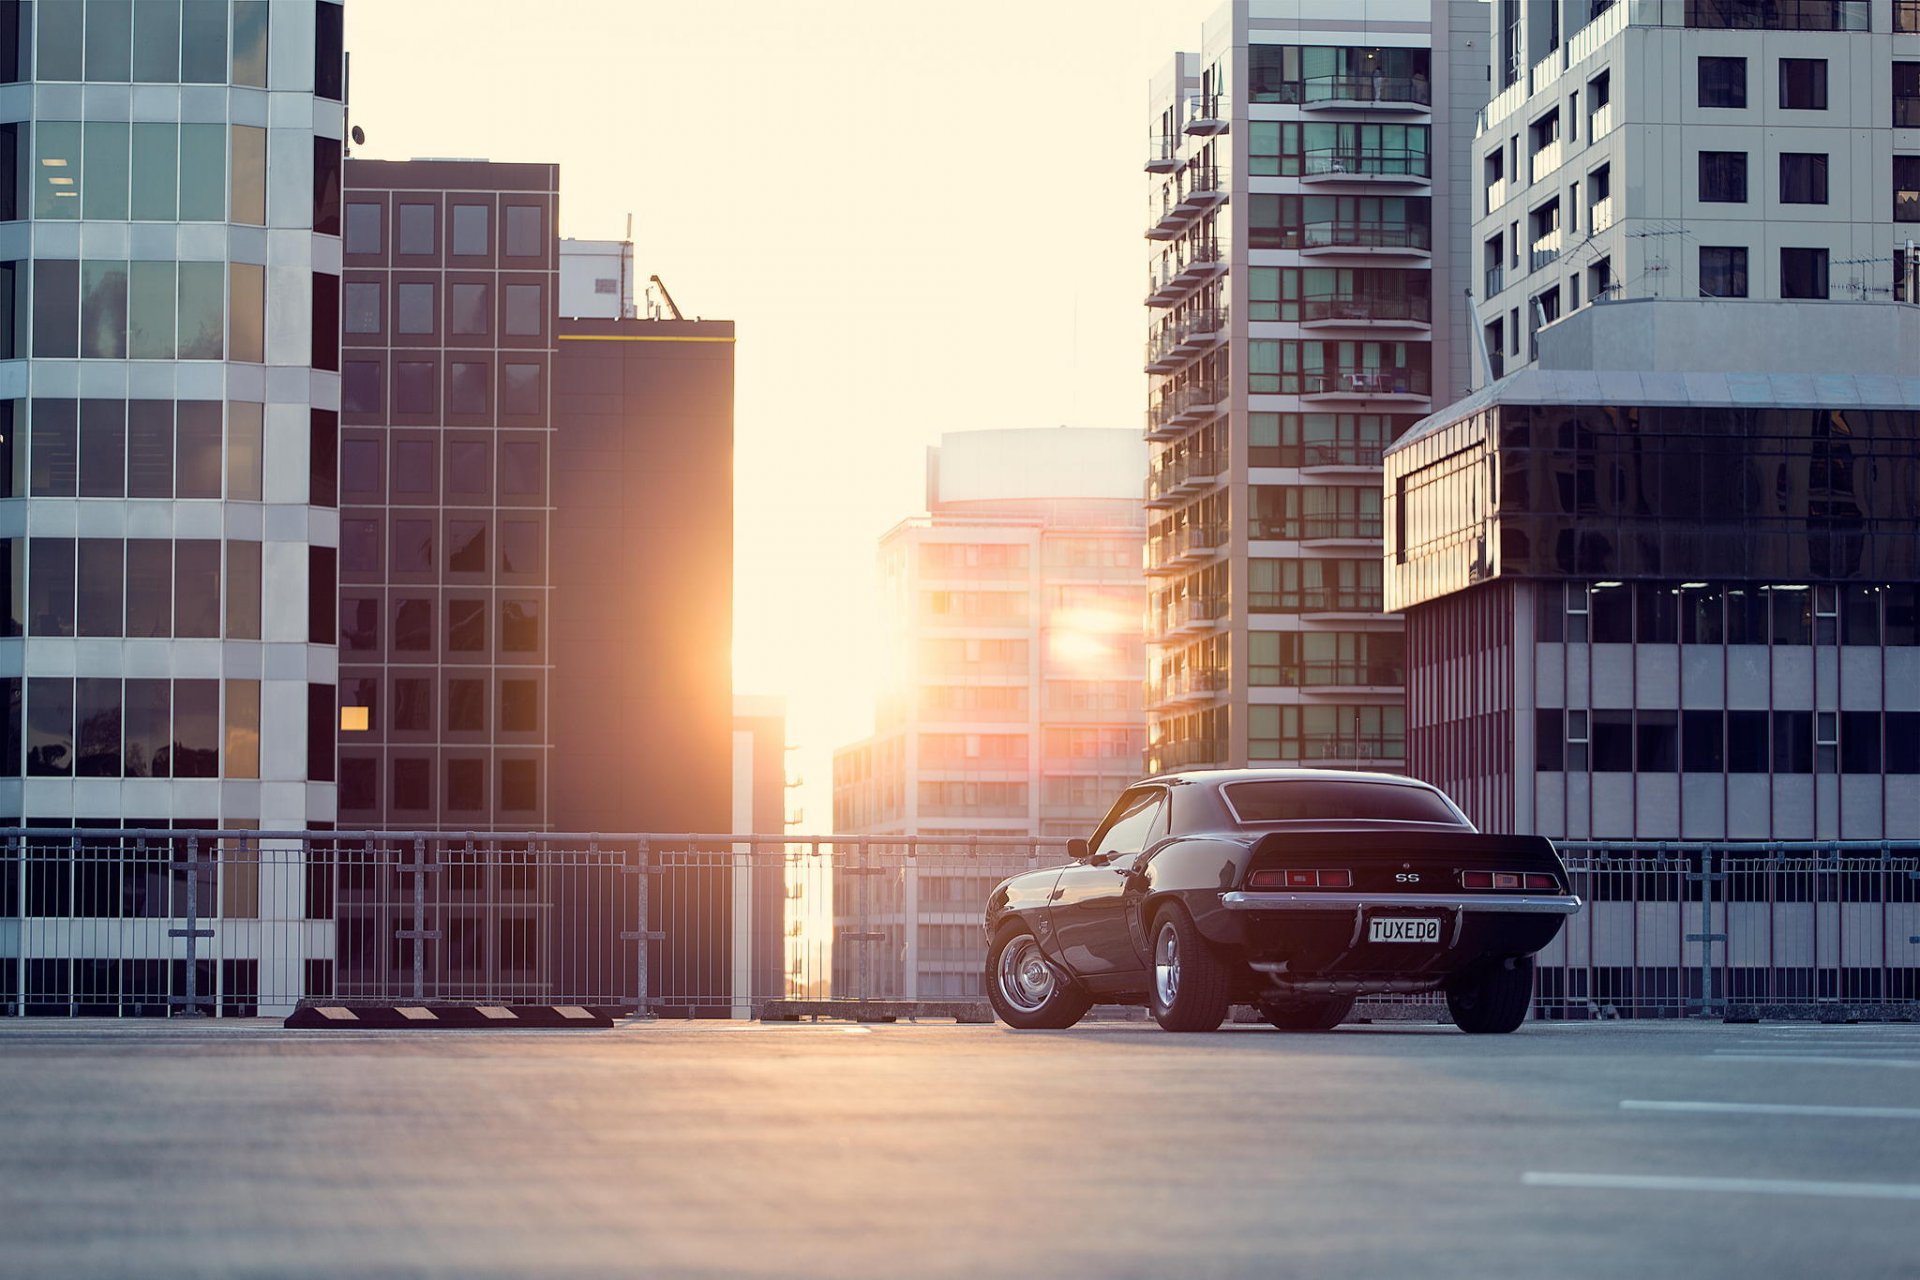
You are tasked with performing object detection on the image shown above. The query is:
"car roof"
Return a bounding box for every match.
[1137,767,1443,791]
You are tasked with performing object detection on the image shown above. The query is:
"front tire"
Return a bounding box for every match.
[1256,993,1355,1031]
[986,925,1091,1030]
[1148,904,1231,1032]
[1445,955,1536,1034]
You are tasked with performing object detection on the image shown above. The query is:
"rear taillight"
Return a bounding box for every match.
[1247,868,1351,890]
[1461,869,1560,891]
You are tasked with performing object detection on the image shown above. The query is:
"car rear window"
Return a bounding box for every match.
[1223,780,1462,824]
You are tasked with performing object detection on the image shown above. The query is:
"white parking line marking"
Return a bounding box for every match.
[1707,1053,1920,1069]
[1523,1172,1920,1201]
[1621,1100,1920,1120]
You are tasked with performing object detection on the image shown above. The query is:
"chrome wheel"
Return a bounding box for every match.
[996,935,1058,1014]
[1155,921,1181,1008]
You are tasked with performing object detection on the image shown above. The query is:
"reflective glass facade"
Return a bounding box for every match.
[1,0,344,833]
[337,160,556,831]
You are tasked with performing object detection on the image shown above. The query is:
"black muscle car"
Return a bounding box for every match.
[983,769,1580,1033]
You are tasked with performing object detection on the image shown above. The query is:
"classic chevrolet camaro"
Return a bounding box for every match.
[983,769,1580,1033]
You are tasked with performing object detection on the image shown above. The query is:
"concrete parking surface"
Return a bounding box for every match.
[0,1017,1916,1279]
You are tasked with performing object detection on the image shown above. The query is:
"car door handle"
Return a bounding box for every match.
[1049,888,1065,901]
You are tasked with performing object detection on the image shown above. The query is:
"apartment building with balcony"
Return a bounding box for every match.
[0,0,346,1014]
[1386,297,1920,838]
[1141,1,1484,774]
[1474,0,1920,381]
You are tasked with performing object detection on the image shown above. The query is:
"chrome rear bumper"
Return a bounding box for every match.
[1220,890,1583,915]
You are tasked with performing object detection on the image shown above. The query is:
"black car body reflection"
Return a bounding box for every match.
[984,769,1578,1033]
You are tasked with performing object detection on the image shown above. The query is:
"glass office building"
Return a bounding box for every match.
[2,0,345,834]
[1,1,345,1015]
[1385,298,1920,839]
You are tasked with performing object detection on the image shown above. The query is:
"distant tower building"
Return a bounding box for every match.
[1140,1,1485,774]
[1473,0,1920,380]
[833,428,1147,842]
[831,428,1145,1001]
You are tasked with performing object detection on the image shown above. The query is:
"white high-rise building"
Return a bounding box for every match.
[4,1,346,1014]
[1140,1,1486,775]
[1473,0,1920,380]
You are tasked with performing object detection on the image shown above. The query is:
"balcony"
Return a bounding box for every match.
[1146,132,1180,174]
[1250,516,1382,545]
[1297,441,1387,471]
[1530,233,1562,272]
[1484,176,1508,213]
[1145,525,1226,575]
[1299,293,1430,330]
[1185,95,1228,136]
[1301,148,1430,184]
[1145,165,1227,240]
[1144,381,1226,440]
[1299,220,1431,257]
[1484,265,1505,297]
[1283,661,1406,691]
[1147,737,1228,771]
[1144,308,1229,373]
[1588,101,1615,141]
[1145,451,1223,507]
[1297,74,1431,112]
[1588,196,1614,235]
[1154,669,1227,705]
[1146,240,1227,307]
[1301,368,1430,401]
[1160,595,1225,636]
[1529,139,1563,186]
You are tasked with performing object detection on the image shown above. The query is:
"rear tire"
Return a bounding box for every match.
[1445,955,1536,1034]
[1256,993,1355,1031]
[1148,904,1232,1032]
[986,924,1091,1030]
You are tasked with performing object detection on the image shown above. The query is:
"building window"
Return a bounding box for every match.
[396,282,435,335]
[1700,246,1748,298]
[500,759,538,811]
[1895,156,1920,224]
[1685,0,1866,31]
[1779,153,1828,205]
[1698,57,1745,108]
[447,759,484,811]
[391,679,431,732]
[1897,63,1920,128]
[1778,58,1827,110]
[501,680,539,733]
[392,599,432,652]
[448,599,486,652]
[504,205,545,258]
[446,679,485,732]
[449,283,490,336]
[1698,151,1747,203]
[344,202,381,255]
[1780,247,1829,299]
[1841,711,1880,774]
[397,204,436,256]
[1682,711,1724,772]
[451,205,490,257]
[392,757,431,811]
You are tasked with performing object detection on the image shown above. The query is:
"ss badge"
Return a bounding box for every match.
[1395,872,1421,883]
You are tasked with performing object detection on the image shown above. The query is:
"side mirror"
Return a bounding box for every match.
[1067,838,1090,861]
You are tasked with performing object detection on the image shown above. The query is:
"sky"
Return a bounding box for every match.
[345,0,1212,829]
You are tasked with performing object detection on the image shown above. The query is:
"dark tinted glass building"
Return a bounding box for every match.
[337,159,559,830]
[1386,299,1920,839]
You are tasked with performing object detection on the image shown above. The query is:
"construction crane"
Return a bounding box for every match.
[648,274,684,321]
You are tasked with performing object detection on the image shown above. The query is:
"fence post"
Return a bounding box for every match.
[857,840,871,1002]
[902,841,919,1002]
[731,839,753,1019]
[1685,847,1725,1018]
[168,834,214,1018]
[387,837,443,1002]
[619,839,660,1018]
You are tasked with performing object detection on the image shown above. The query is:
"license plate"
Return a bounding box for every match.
[1369,917,1441,944]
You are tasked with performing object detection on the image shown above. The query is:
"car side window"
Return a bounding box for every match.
[1092,790,1165,860]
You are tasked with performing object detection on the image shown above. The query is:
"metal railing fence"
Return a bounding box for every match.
[2,829,1914,1021]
